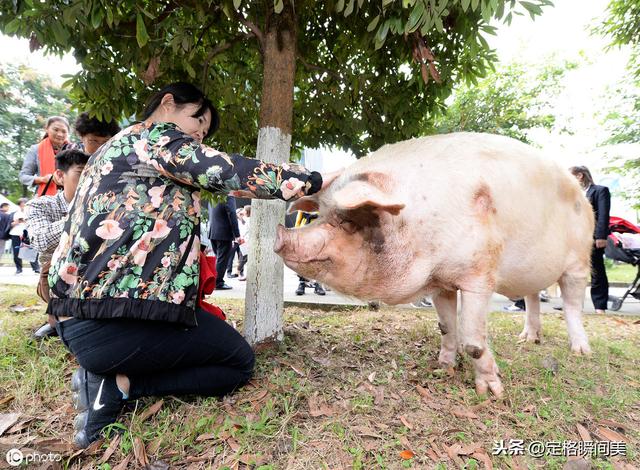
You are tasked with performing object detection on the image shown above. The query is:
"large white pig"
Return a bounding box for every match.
[274,132,594,397]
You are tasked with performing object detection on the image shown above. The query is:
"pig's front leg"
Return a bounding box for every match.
[518,293,542,343]
[559,273,591,355]
[432,290,458,369]
[459,290,503,397]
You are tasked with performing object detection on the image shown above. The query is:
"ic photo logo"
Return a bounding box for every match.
[5,448,23,466]
[5,448,62,466]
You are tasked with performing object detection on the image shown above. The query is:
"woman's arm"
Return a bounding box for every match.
[19,145,40,187]
[143,124,322,200]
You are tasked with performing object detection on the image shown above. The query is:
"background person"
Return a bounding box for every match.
[9,198,39,274]
[569,166,611,314]
[208,196,241,290]
[26,149,89,339]
[74,112,121,155]
[19,116,72,197]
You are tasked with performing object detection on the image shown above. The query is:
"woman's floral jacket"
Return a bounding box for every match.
[47,122,322,326]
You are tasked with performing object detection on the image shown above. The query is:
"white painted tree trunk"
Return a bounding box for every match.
[244,126,291,345]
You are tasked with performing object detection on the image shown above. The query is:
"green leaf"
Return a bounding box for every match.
[367,14,380,32]
[274,0,284,14]
[136,13,150,47]
[233,0,241,8]
[382,0,394,7]
[51,21,70,44]
[344,0,355,16]
[461,0,470,12]
[4,18,21,34]
[91,7,103,29]
[335,0,345,13]
[405,2,425,33]
[471,0,479,11]
[105,7,114,27]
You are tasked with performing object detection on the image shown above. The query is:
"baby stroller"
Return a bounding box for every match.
[605,216,640,311]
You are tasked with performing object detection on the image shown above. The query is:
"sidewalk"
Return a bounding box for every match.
[1,265,638,316]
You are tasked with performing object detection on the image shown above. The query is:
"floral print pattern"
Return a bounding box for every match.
[47,121,320,325]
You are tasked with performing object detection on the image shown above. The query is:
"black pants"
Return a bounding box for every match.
[211,239,233,287]
[55,308,254,399]
[590,246,609,310]
[10,235,39,272]
[227,243,241,274]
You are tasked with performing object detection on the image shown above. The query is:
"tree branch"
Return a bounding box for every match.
[234,11,264,50]
[201,31,255,90]
[297,54,342,81]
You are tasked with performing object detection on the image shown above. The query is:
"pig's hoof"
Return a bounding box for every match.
[438,349,457,367]
[570,341,591,355]
[475,374,504,398]
[518,329,541,344]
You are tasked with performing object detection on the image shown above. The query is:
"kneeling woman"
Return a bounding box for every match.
[46,82,323,448]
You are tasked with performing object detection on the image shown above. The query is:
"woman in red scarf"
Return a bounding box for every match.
[19,116,71,196]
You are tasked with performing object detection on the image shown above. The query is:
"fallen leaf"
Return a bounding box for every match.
[399,415,413,430]
[634,319,640,325]
[353,426,382,439]
[0,396,15,409]
[112,456,131,470]
[100,435,121,464]
[521,404,536,414]
[597,419,629,431]
[238,454,264,465]
[146,437,162,456]
[611,318,628,326]
[471,450,493,469]
[415,385,431,399]
[373,386,385,405]
[576,423,591,442]
[0,413,20,436]
[32,437,75,453]
[447,443,462,459]
[134,437,149,466]
[6,417,35,434]
[596,426,628,443]
[426,448,440,462]
[308,393,333,417]
[399,449,415,460]
[227,437,240,452]
[311,356,331,367]
[451,406,478,419]
[196,433,217,442]
[368,371,376,383]
[138,400,164,423]
[458,442,482,455]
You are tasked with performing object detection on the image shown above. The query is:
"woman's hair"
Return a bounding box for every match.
[569,165,595,187]
[75,112,121,137]
[42,116,70,140]
[141,82,220,139]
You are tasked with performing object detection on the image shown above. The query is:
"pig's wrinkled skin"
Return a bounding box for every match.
[275,132,594,397]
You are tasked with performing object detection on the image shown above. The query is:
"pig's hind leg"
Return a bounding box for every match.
[558,272,591,355]
[459,290,504,397]
[432,290,458,370]
[518,293,542,343]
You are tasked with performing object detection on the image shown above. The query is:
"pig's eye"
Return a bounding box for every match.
[339,220,358,234]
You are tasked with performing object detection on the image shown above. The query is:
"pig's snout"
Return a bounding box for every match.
[274,224,288,254]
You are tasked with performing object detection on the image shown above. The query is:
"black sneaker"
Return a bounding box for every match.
[32,322,58,340]
[295,282,305,296]
[314,283,326,296]
[71,368,124,448]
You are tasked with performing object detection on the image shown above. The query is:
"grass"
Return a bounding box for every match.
[606,262,637,284]
[0,285,638,469]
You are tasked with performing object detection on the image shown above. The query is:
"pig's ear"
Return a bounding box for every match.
[333,181,405,215]
[287,196,320,214]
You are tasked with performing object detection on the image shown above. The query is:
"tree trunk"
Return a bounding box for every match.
[244,6,297,346]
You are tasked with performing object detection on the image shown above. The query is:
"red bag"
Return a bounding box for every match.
[198,253,226,320]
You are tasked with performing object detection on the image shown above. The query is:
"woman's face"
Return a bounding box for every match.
[158,95,211,143]
[46,121,69,147]
[81,133,111,155]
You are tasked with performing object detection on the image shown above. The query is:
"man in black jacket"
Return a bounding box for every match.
[570,166,611,314]
[208,197,241,290]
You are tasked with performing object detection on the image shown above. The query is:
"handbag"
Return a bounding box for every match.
[18,243,38,263]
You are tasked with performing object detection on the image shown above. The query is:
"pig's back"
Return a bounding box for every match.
[358,132,594,295]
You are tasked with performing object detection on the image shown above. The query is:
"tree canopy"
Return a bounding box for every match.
[0,63,72,198]
[0,0,552,157]
[430,60,575,144]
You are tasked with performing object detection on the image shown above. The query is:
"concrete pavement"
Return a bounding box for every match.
[1,265,638,316]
